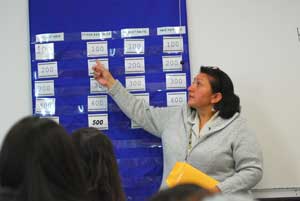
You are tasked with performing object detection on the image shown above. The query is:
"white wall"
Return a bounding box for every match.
[1,0,300,191]
[187,0,300,189]
[0,0,31,143]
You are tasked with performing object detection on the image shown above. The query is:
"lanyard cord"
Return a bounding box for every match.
[185,127,193,161]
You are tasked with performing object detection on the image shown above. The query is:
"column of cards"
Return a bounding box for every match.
[160,28,187,107]
[85,33,110,130]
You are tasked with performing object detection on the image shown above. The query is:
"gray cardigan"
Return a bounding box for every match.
[108,80,263,193]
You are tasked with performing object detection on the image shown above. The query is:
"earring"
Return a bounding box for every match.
[211,106,216,112]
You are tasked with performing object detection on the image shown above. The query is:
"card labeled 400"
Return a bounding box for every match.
[167,92,187,107]
[88,95,108,112]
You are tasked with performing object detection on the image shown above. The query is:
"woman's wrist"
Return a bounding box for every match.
[107,78,116,89]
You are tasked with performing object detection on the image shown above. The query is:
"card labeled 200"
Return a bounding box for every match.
[37,62,58,78]
[88,58,109,76]
[88,114,108,130]
[125,57,145,74]
[166,73,186,90]
[162,55,182,72]
[125,76,146,91]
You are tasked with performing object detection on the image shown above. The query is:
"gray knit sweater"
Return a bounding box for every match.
[108,80,263,193]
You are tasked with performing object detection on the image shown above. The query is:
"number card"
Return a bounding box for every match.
[90,78,107,94]
[35,80,55,97]
[88,114,109,130]
[35,43,54,60]
[125,76,146,91]
[166,73,186,90]
[163,37,183,53]
[131,93,150,129]
[162,55,182,71]
[167,92,187,107]
[125,57,145,74]
[88,95,108,112]
[124,39,145,55]
[88,58,109,76]
[41,116,60,124]
[87,41,108,57]
[37,62,58,78]
[35,98,55,115]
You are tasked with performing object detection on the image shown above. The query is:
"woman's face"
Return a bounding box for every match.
[188,73,221,109]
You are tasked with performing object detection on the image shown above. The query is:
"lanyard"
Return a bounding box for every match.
[185,127,193,161]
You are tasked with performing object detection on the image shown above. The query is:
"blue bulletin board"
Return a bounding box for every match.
[29,0,191,200]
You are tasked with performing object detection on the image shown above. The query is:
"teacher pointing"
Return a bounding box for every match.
[93,61,263,193]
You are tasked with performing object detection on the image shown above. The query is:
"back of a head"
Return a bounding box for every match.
[72,127,125,201]
[150,184,209,201]
[203,193,256,201]
[0,116,87,201]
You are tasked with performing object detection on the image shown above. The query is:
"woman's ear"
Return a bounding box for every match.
[211,92,222,104]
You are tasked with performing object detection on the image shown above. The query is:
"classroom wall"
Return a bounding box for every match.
[186,0,300,190]
[0,0,31,143]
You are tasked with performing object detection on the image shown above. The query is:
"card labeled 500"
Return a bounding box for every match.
[35,98,55,115]
[88,114,108,130]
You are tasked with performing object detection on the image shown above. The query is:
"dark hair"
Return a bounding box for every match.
[200,66,241,119]
[150,184,208,201]
[72,127,125,201]
[0,116,87,201]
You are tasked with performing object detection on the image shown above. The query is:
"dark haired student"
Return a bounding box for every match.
[0,116,88,201]
[93,61,263,193]
[72,128,126,201]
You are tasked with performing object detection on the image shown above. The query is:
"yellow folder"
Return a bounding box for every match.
[166,161,219,191]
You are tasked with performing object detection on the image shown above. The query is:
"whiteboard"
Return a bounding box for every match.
[186,0,300,192]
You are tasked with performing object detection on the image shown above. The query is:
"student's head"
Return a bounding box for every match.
[188,66,240,118]
[0,116,87,201]
[150,184,209,201]
[203,193,256,201]
[72,127,125,201]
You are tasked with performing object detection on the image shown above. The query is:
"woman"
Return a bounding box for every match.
[72,128,126,201]
[0,116,88,201]
[93,61,263,193]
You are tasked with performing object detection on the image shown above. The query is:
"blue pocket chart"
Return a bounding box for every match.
[29,0,191,200]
